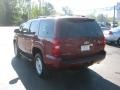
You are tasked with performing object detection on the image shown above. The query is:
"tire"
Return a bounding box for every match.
[34,53,48,78]
[117,38,120,46]
[14,42,21,57]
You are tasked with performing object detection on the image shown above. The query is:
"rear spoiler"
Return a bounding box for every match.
[61,18,95,22]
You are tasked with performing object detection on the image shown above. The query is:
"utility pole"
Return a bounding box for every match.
[113,5,116,27]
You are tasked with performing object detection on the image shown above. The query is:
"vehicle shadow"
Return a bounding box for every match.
[107,43,120,48]
[11,57,120,90]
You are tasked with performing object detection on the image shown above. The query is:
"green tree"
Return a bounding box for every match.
[31,6,42,19]
[42,2,56,16]
[87,14,96,19]
[5,0,20,25]
[0,0,22,25]
[0,0,55,26]
[17,0,29,21]
[0,0,6,25]
[62,6,73,16]
[96,14,108,23]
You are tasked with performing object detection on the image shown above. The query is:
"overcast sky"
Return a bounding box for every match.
[32,0,120,16]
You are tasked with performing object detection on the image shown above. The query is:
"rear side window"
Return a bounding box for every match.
[30,20,40,34]
[59,19,103,38]
[39,19,55,38]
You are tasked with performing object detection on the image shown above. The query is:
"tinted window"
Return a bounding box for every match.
[59,19,103,38]
[19,24,24,31]
[20,21,31,33]
[39,20,55,38]
[30,20,40,34]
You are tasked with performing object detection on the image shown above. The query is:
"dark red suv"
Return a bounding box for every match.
[13,16,106,78]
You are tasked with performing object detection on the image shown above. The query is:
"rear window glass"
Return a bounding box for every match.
[59,19,103,38]
[39,19,55,38]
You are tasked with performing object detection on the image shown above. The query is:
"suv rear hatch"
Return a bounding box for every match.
[56,18,105,60]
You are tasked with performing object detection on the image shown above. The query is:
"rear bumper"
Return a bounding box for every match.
[45,50,106,69]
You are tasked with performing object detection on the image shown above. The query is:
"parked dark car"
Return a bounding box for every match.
[13,16,106,78]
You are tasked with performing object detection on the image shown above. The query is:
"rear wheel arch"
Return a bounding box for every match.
[32,47,43,59]
[34,51,49,78]
[32,47,50,78]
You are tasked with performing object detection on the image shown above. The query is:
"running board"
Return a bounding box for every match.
[20,53,33,61]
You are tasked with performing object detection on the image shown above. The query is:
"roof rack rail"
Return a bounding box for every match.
[38,16,47,18]
[74,15,86,17]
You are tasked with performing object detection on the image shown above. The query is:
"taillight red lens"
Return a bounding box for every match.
[52,39,61,57]
[109,31,113,35]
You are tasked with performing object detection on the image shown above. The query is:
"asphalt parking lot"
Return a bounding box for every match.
[0,27,120,90]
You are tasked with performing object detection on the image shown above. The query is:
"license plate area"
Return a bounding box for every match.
[81,45,90,51]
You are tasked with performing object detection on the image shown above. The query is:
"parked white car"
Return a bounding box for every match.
[103,26,120,45]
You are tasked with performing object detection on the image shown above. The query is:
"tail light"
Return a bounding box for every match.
[52,39,61,57]
[109,31,113,35]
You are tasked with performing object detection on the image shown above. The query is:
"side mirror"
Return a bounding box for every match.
[14,29,20,33]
